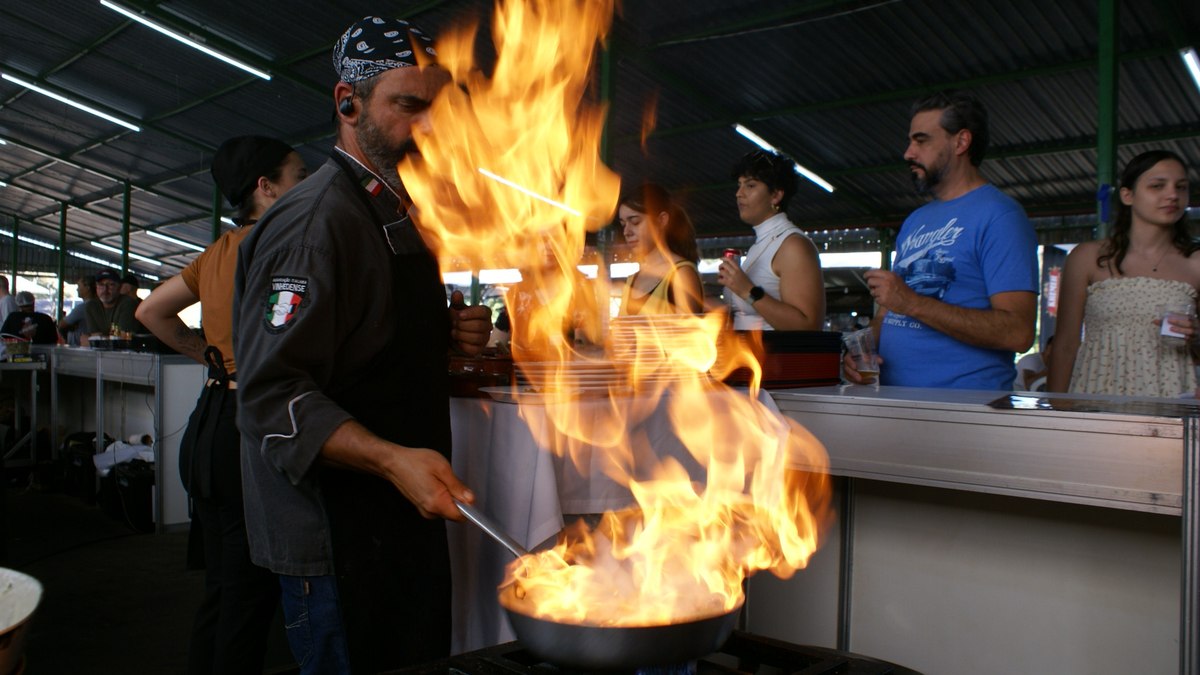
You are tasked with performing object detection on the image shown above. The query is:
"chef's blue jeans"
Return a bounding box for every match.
[279,575,352,675]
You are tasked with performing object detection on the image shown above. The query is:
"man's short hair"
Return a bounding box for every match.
[121,273,139,289]
[911,90,990,167]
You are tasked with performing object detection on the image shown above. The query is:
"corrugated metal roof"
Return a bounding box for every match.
[0,0,1197,280]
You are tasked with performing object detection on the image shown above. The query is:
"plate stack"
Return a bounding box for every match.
[514,360,625,396]
[608,315,715,388]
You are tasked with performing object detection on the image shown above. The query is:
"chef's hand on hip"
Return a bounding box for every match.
[387,447,474,520]
[864,269,917,314]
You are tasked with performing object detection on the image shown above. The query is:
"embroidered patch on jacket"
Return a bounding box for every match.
[361,175,383,196]
[264,276,308,331]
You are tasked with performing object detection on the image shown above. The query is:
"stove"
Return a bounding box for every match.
[389,631,921,675]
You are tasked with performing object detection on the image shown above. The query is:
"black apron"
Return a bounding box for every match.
[320,152,453,673]
[178,347,238,568]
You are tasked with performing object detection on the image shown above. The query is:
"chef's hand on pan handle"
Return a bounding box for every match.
[321,420,474,520]
[449,290,492,356]
[383,445,475,520]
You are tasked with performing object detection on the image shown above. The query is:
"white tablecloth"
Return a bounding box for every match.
[447,397,564,653]
[447,388,784,653]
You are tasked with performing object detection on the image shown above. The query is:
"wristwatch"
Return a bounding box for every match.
[748,286,766,304]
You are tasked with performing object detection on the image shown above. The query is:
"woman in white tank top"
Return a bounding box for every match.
[717,151,825,331]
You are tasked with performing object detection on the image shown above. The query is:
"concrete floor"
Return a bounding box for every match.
[2,468,295,674]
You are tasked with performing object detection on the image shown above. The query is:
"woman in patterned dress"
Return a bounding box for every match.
[1048,150,1198,397]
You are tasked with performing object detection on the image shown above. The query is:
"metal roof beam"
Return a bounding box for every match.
[615,37,885,219]
[622,47,1180,144]
[823,126,1200,178]
[650,0,874,49]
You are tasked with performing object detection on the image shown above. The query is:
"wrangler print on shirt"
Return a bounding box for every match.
[893,218,964,301]
[264,275,308,332]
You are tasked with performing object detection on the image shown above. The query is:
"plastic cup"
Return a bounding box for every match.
[1158,303,1196,346]
[842,327,879,384]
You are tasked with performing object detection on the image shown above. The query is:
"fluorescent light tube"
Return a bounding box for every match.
[0,181,6,188]
[1183,48,1200,95]
[69,250,118,267]
[220,216,236,226]
[100,0,271,81]
[478,168,582,216]
[145,230,207,253]
[0,228,59,250]
[734,124,778,153]
[91,241,163,266]
[732,124,835,193]
[1,73,141,132]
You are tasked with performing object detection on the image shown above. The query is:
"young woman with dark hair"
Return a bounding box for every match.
[717,151,824,330]
[1048,149,1197,396]
[616,182,704,315]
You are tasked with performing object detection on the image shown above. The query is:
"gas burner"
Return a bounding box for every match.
[388,631,921,675]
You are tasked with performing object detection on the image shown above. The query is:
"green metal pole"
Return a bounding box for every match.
[597,38,616,283]
[58,204,68,319]
[598,43,615,167]
[212,182,222,243]
[10,216,19,292]
[878,226,895,271]
[1096,0,1119,239]
[121,180,132,273]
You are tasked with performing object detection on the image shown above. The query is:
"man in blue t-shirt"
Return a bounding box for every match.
[844,91,1038,389]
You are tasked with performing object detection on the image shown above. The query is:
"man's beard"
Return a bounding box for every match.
[357,111,420,195]
[908,159,946,196]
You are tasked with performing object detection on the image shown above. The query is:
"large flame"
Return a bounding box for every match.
[400,0,831,628]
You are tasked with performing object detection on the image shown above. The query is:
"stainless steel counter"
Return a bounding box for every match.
[756,385,1199,675]
[771,385,1196,515]
[49,347,205,530]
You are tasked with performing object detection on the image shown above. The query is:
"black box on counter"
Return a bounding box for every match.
[721,330,843,389]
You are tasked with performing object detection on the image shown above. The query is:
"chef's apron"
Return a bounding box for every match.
[320,152,453,673]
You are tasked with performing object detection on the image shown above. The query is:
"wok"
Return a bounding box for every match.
[456,502,741,670]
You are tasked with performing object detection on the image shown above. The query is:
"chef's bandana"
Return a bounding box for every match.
[333,16,437,83]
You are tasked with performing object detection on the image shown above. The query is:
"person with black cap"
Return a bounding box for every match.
[234,15,491,675]
[0,291,58,344]
[83,268,144,343]
[135,135,305,675]
[119,273,141,302]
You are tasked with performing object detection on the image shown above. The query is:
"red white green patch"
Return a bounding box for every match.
[361,175,383,196]
[264,276,307,331]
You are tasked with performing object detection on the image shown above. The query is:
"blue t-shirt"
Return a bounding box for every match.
[880,183,1038,389]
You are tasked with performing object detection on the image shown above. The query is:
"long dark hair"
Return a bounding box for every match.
[1098,149,1194,274]
[619,183,699,264]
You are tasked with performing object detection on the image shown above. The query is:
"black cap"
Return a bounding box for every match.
[121,273,139,288]
[210,136,295,209]
[95,268,121,283]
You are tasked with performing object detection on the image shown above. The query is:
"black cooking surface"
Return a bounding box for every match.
[387,631,921,675]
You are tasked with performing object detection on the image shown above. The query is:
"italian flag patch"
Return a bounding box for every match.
[265,276,308,331]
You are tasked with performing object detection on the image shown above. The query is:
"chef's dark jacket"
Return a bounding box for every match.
[233,150,453,666]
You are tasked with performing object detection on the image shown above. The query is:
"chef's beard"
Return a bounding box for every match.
[357,111,420,195]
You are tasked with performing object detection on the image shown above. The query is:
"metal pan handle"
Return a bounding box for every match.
[455,501,529,558]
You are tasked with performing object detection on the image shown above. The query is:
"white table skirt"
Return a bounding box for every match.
[447,388,783,653]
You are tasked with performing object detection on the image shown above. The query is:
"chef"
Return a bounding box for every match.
[233,16,491,675]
